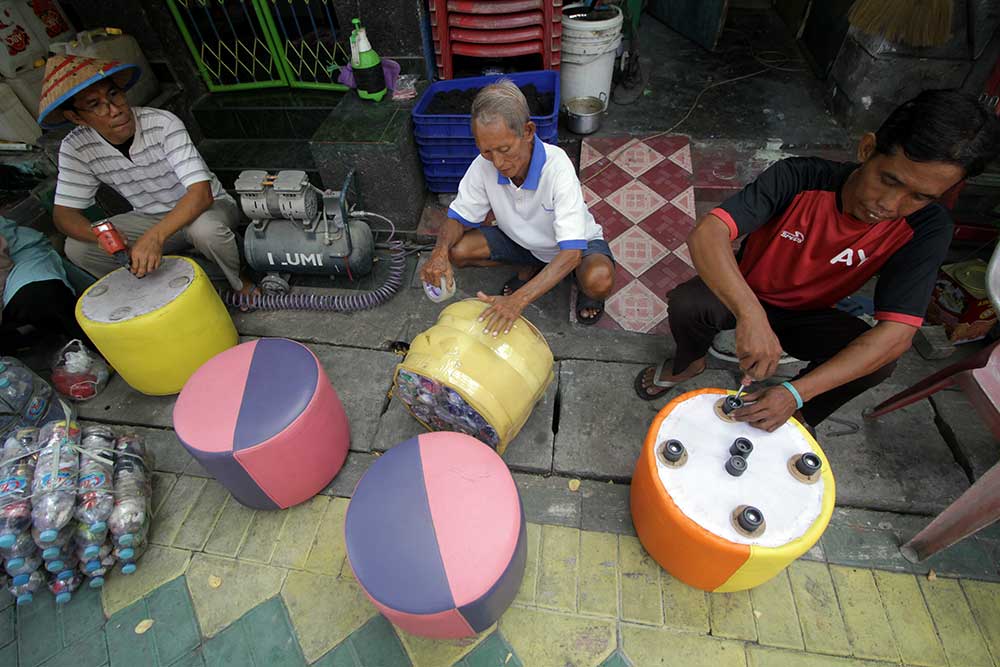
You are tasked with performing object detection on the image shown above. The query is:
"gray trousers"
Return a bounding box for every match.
[64,198,243,290]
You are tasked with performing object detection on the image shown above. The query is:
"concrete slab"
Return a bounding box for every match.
[931,390,998,480]
[512,473,582,529]
[77,376,176,428]
[321,452,377,498]
[580,480,635,536]
[816,384,970,515]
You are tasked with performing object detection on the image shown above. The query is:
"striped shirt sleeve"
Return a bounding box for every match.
[54,141,100,210]
[160,112,213,189]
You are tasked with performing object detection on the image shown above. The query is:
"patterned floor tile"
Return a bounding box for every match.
[589,200,633,243]
[580,142,604,171]
[643,135,689,160]
[499,606,615,667]
[345,616,410,667]
[186,553,286,638]
[582,162,633,199]
[666,143,693,173]
[239,597,307,666]
[456,632,522,667]
[637,160,692,202]
[281,570,374,662]
[613,140,665,179]
[609,226,669,279]
[669,185,698,219]
[637,253,697,300]
[621,624,747,667]
[638,203,697,251]
[102,546,192,617]
[604,281,669,333]
[605,181,667,225]
[585,135,634,158]
[398,624,493,667]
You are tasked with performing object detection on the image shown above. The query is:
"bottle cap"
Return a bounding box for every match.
[118,547,134,560]
[55,592,71,604]
[0,378,9,388]
[83,545,99,559]
[39,529,58,543]
[85,560,100,573]
[57,570,73,581]
[42,547,60,559]
[0,534,15,548]
[89,577,104,588]
[16,594,32,605]
[12,574,28,586]
[121,563,137,575]
[46,560,64,572]
[118,533,134,547]
[0,362,7,372]
[91,521,107,533]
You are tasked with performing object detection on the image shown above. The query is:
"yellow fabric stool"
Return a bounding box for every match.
[76,256,237,396]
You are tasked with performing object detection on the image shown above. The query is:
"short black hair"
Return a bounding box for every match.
[875,90,1000,178]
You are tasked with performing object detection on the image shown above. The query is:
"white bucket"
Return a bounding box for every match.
[561,4,623,110]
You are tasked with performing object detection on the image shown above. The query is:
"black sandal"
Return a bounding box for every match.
[576,292,605,326]
[633,360,681,401]
[502,274,529,296]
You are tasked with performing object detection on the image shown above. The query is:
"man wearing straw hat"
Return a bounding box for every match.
[38,55,254,296]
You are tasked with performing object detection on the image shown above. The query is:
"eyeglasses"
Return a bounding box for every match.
[74,87,128,117]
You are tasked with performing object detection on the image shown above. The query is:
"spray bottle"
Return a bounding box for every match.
[350,18,387,102]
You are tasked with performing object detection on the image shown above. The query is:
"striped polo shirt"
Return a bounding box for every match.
[55,107,226,215]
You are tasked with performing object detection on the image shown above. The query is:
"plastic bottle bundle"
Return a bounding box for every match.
[114,541,146,575]
[0,357,54,430]
[33,523,72,563]
[108,433,151,573]
[79,551,116,588]
[7,567,44,605]
[31,419,80,544]
[396,371,500,447]
[75,425,115,536]
[51,340,111,402]
[1,528,35,561]
[0,427,38,548]
[45,551,78,579]
[48,570,82,604]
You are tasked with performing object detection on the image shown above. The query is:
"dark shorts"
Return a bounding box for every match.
[479,225,614,267]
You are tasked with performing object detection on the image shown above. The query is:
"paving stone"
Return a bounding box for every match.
[871,570,946,667]
[579,481,634,536]
[828,507,929,535]
[745,645,899,667]
[102,546,191,616]
[151,475,207,546]
[398,624,493,667]
[0,642,15,667]
[281,570,374,662]
[349,615,410,667]
[203,496,255,558]
[77,375,176,428]
[173,481,229,551]
[271,496,329,570]
[238,510,288,564]
[152,472,178,517]
[305,497,350,575]
[105,598,158,667]
[931,390,999,480]
[322,452,376,498]
[186,553,286,638]
[709,590,756,641]
[961,579,1000,662]
[17,592,60,667]
[0,604,11,648]
[514,522,541,605]
[309,344,398,452]
[814,385,969,514]
[500,606,615,667]
[620,624,747,667]
[919,576,993,667]
[40,630,109,667]
[457,632,523,667]
[578,530,618,618]
[241,597,307,666]
[597,652,632,667]
[661,573,709,634]
[820,524,912,573]
[201,622,255,667]
[619,534,663,625]
[147,577,200,665]
[787,561,851,656]
[168,651,206,667]
[512,473,581,529]
[312,642,357,667]
[59,583,106,645]
[748,571,803,650]
[828,566,898,662]
[915,535,1000,580]
[536,524,579,612]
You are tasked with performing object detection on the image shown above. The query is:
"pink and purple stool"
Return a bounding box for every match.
[345,432,526,638]
[173,338,349,510]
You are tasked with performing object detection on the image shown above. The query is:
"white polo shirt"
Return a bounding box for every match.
[448,136,604,263]
[55,107,227,216]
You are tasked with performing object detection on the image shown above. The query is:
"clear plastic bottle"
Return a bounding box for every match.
[108,433,151,549]
[5,553,41,582]
[77,539,112,573]
[115,539,146,575]
[0,526,35,561]
[43,549,76,575]
[0,427,38,547]
[79,552,115,588]
[74,521,109,561]
[48,570,82,604]
[33,523,73,560]
[75,425,115,531]
[7,567,44,605]
[31,420,80,543]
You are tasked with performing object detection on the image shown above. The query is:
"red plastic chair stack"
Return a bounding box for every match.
[429,0,563,79]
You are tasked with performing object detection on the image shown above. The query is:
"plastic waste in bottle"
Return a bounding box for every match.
[0,427,38,547]
[0,358,53,426]
[0,526,35,560]
[115,540,146,575]
[33,523,73,560]
[75,425,115,531]
[31,420,80,543]
[79,552,116,588]
[44,549,76,575]
[5,553,41,583]
[74,521,109,561]
[7,567,44,605]
[108,433,151,549]
[77,539,111,573]
[48,570,82,604]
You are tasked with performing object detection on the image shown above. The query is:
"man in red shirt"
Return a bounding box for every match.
[635,90,1000,431]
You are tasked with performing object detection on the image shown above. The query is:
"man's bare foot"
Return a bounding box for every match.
[634,357,706,400]
[236,278,260,311]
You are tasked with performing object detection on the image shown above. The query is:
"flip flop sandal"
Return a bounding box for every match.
[502,274,529,296]
[576,292,605,326]
[633,359,680,401]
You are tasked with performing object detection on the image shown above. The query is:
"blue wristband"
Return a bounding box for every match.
[781,381,804,410]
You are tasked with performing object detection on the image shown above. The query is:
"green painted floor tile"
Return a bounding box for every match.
[349,616,410,667]
[203,497,255,558]
[828,566,897,662]
[746,645,899,666]
[709,590,756,641]
[238,510,288,564]
[271,496,329,570]
[916,537,998,579]
[202,622,254,667]
[514,523,540,605]
[399,624,493,666]
[17,594,62,667]
[457,632,522,667]
[820,524,912,572]
[919,576,993,667]
[661,573,709,634]
[535,525,579,612]
[621,624,747,667]
[58,584,105,646]
[500,606,615,666]
[749,571,803,650]
[172,480,229,551]
[147,577,200,666]
[961,579,1000,662]
[101,546,191,617]
[578,531,618,618]
[186,553,286,638]
[151,473,178,517]
[305,497,349,575]
[167,651,205,667]
[281,571,374,662]
[40,631,109,667]
[105,599,158,667]
[242,597,306,666]
[619,534,662,625]
[0,642,16,667]
[787,561,851,656]
[0,604,13,647]
[151,475,207,546]
[313,642,358,667]
[871,571,946,667]
[598,650,633,667]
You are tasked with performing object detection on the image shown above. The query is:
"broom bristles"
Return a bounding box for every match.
[848,0,953,48]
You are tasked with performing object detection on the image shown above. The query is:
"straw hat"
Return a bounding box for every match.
[37,54,141,129]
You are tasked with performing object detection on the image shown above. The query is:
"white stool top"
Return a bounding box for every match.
[80,256,196,324]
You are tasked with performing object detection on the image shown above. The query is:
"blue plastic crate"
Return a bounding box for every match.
[426,177,462,193]
[419,130,560,185]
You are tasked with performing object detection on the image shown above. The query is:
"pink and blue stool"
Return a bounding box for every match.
[345,432,526,638]
[173,338,349,510]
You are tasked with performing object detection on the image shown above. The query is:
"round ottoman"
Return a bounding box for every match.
[345,432,526,638]
[631,388,835,592]
[76,256,237,395]
[173,338,349,509]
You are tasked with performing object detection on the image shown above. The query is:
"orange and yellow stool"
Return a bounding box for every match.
[631,388,835,592]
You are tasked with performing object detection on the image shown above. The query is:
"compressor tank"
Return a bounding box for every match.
[244,218,375,277]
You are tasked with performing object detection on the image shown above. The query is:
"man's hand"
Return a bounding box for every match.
[477,291,526,336]
[420,251,454,290]
[731,385,798,432]
[129,229,164,278]
[735,313,783,382]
